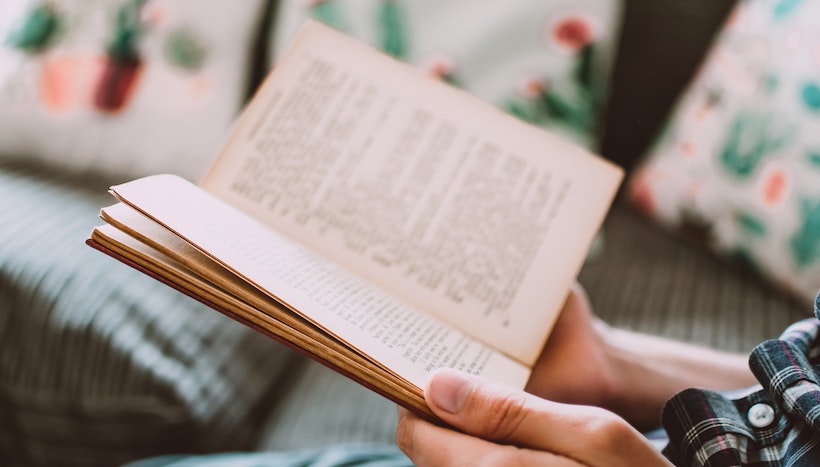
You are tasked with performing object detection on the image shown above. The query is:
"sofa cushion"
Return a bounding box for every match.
[0,0,266,182]
[0,163,304,467]
[627,0,820,304]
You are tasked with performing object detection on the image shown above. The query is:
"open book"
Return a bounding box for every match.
[87,20,622,420]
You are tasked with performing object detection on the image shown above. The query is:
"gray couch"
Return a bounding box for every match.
[0,1,810,465]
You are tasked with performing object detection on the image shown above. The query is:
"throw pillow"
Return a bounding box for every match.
[628,0,820,303]
[269,0,623,151]
[0,0,266,182]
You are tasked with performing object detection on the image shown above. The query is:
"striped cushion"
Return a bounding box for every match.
[0,164,303,467]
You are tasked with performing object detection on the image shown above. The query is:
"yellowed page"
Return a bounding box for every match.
[201,21,621,366]
[109,177,530,391]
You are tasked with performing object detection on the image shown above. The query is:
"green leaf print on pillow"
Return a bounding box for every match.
[307,0,348,31]
[377,0,407,59]
[802,82,820,113]
[503,44,600,137]
[165,28,208,71]
[4,4,60,53]
[774,0,805,18]
[790,198,820,268]
[737,212,767,238]
[719,113,793,179]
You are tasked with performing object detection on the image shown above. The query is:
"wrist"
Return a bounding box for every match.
[598,325,757,430]
[591,322,646,424]
[598,326,665,429]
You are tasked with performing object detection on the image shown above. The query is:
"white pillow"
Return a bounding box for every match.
[0,0,266,182]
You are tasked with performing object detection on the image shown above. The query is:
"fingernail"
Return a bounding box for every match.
[428,369,474,414]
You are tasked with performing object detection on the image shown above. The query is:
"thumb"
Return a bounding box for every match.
[424,369,669,467]
[424,368,554,447]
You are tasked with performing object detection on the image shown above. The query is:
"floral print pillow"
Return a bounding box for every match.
[271,0,623,151]
[629,0,820,303]
[0,0,266,181]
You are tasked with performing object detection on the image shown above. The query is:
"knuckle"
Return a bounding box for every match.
[582,409,636,451]
[481,391,530,442]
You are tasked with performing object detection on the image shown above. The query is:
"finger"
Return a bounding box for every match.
[424,369,668,467]
[396,408,583,467]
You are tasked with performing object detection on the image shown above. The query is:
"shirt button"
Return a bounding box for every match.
[747,403,775,428]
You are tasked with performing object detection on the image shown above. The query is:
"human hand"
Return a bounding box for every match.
[527,283,756,429]
[523,283,619,409]
[397,369,671,466]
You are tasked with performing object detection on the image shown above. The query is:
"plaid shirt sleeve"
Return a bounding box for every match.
[661,293,820,466]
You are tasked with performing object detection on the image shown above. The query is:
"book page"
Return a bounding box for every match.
[109,176,530,391]
[202,21,622,366]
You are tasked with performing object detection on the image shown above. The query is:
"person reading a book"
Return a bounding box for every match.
[95,22,819,467]
[396,285,820,466]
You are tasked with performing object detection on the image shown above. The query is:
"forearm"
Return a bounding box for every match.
[601,326,756,430]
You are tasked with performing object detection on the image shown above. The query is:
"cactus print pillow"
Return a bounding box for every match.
[628,0,820,303]
[0,0,266,182]
[271,0,623,151]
